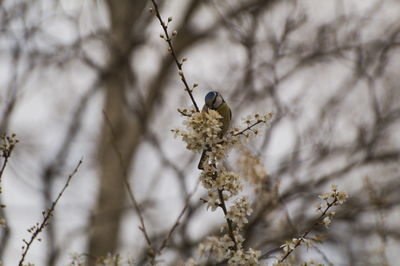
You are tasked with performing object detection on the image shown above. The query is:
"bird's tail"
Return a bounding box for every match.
[198,149,207,170]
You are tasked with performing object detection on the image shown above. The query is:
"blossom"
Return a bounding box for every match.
[322,216,332,228]
[228,248,260,266]
[278,185,348,262]
[216,171,242,197]
[318,184,348,206]
[237,148,269,186]
[336,192,348,205]
[173,109,270,265]
[226,197,253,228]
[205,191,220,211]
[174,109,223,154]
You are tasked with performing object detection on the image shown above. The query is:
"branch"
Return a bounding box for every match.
[0,134,18,180]
[19,159,82,266]
[278,198,337,262]
[233,120,265,137]
[149,0,200,112]
[233,113,273,136]
[217,189,238,250]
[102,111,156,262]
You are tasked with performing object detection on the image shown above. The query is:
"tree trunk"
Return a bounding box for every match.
[88,0,146,260]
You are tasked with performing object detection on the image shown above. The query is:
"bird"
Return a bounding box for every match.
[198,91,232,170]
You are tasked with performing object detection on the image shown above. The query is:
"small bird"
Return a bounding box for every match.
[198,91,232,170]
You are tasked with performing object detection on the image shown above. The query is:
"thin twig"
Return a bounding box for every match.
[19,159,83,266]
[0,134,17,180]
[313,245,334,266]
[102,111,156,261]
[150,0,200,112]
[0,156,9,182]
[278,198,338,262]
[233,119,266,137]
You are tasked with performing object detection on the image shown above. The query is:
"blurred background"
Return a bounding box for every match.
[1,0,400,265]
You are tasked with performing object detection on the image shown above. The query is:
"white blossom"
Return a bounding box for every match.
[226,197,253,228]
[173,110,270,265]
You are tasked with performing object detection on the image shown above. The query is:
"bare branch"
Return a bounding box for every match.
[19,159,83,266]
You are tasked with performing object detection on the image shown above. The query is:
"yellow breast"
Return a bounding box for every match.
[214,103,231,137]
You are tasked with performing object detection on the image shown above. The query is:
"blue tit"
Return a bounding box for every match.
[198,91,232,170]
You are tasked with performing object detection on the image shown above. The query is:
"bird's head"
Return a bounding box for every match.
[205,91,224,110]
